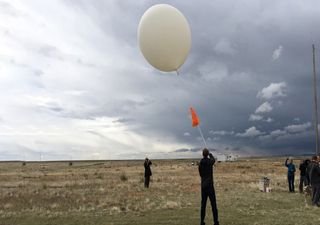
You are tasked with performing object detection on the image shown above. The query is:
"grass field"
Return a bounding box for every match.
[0,157,319,225]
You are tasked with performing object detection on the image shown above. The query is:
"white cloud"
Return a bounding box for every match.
[249,114,263,121]
[255,102,273,114]
[285,122,311,133]
[214,39,236,55]
[250,82,286,124]
[259,129,287,141]
[260,122,312,141]
[209,130,234,136]
[293,117,300,122]
[270,129,287,137]
[0,116,185,160]
[257,82,287,100]
[184,132,190,136]
[265,117,274,123]
[213,137,221,141]
[249,114,274,122]
[198,61,228,81]
[236,126,265,137]
[272,45,283,60]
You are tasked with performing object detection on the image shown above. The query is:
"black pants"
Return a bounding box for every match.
[288,174,295,192]
[144,176,150,188]
[299,175,308,193]
[312,184,320,206]
[201,186,219,225]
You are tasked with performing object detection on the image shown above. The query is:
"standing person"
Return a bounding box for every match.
[299,159,310,193]
[307,156,320,206]
[144,157,152,188]
[307,157,315,182]
[305,159,311,185]
[198,148,219,225]
[285,157,296,192]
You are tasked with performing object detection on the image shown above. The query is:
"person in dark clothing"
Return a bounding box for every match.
[285,157,296,192]
[307,156,320,206]
[307,157,316,182]
[305,159,311,185]
[144,157,152,188]
[299,159,310,193]
[198,148,219,225]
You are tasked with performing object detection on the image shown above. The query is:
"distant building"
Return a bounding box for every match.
[216,154,227,162]
[215,153,237,162]
[226,154,237,162]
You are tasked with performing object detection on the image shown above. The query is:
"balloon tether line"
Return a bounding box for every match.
[178,70,207,149]
[197,125,208,149]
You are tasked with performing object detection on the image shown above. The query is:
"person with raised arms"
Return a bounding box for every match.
[198,148,219,225]
[285,157,296,193]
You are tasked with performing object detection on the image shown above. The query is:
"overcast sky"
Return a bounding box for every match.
[1,0,320,160]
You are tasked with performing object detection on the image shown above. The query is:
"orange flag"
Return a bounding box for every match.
[190,107,200,127]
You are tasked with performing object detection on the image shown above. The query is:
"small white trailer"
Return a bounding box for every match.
[215,154,237,162]
[216,154,227,162]
[226,154,237,162]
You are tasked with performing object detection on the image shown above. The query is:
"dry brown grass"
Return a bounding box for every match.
[0,157,317,225]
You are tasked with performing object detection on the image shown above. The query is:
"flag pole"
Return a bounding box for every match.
[197,125,208,149]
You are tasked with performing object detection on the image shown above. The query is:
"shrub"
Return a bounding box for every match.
[120,173,128,182]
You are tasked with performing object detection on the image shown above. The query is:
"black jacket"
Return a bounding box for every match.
[307,161,320,185]
[299,161,308,176]
[198,154,215,188]
[144,160,152,177]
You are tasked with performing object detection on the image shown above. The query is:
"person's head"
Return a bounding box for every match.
[317,155,320,162]
[202,148,209,158]
[145,157,149,161]
[288,157,293,164]
[305,159,311,165]
[312,155,317,161]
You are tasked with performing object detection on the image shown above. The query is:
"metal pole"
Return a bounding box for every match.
[312,44,319,155]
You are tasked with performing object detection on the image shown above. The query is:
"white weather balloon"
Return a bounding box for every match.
[138,4,191,72]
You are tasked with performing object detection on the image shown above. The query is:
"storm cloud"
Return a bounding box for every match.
[1,0,320,160]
